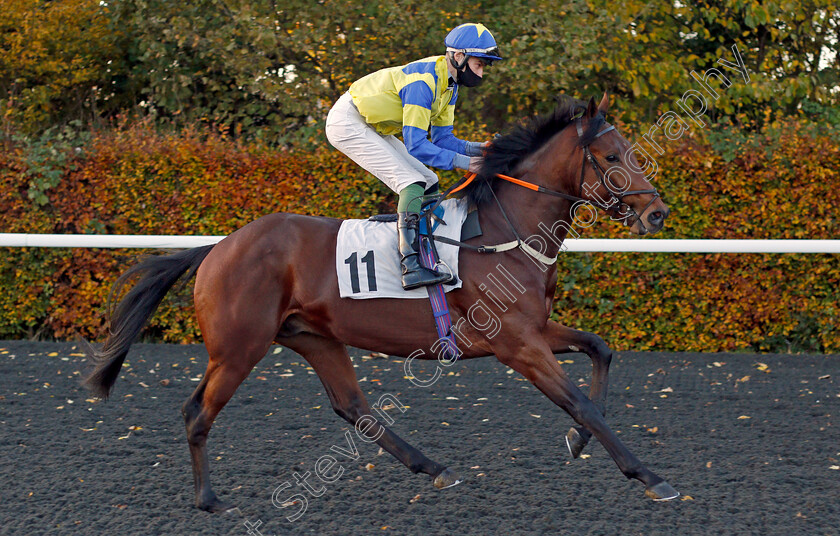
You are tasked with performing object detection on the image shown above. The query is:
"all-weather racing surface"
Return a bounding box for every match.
[1,340,838,536]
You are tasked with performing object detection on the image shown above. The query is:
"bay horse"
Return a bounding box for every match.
[84,93,679,512]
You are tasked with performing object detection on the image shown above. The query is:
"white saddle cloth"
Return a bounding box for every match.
[336,198,469,299]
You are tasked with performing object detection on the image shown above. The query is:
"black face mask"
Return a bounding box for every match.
[457,61,483,87]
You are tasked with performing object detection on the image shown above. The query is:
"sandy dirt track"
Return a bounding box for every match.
[1,340,838,536]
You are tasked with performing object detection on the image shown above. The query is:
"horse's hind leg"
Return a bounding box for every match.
[544,321,612,458]
[280,334,460,489]
[182,336,274,512]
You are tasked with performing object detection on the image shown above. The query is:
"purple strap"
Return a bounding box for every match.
[418,236,459,362]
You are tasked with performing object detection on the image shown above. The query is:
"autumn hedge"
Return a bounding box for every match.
[1,119,837,352]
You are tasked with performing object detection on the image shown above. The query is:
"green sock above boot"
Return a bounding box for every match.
[397,183,425,214]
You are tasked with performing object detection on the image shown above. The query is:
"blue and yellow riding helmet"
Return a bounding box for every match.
[445,23,504,69]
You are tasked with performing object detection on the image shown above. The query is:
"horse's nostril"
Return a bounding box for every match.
[648,211,664,225]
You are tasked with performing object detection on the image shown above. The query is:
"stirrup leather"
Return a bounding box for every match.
[398,212,453,290]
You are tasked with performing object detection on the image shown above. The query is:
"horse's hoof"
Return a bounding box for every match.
[197,495,237,513]
[565,427,587,459]
[644,481,680,502]
[433,468,462,489]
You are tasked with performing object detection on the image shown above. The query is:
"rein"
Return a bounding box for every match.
[424,120,661,266]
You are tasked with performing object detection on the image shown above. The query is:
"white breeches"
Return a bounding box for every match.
[325,92,438,193]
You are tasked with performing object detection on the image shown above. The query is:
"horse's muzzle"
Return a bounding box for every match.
[646,206,669,233]
[633,200,669,235]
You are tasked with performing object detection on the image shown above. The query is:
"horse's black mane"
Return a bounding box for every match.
[463,96,606,206]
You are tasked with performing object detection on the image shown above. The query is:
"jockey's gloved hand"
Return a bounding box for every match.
[468,156,483,173]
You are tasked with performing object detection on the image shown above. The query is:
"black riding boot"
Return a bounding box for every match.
[398,212,452,290]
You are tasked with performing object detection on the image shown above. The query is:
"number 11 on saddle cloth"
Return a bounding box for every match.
[335,197,469,299]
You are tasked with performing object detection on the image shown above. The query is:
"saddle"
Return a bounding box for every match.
[335,198,481,300]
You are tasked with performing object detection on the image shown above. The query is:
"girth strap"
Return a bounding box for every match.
[417,235,460,361]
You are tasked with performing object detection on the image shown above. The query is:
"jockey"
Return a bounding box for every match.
[326,23,503,290]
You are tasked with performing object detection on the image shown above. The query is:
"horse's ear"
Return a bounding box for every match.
[598,91,610,115]
[586,96,598,117]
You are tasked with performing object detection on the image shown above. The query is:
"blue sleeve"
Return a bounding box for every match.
[429,125,467,154]
[430,126,486,156]
[398,80,465,170]
[403,126,467,170]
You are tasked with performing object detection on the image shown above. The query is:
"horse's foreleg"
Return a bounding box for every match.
[496,337,678,500]
[281,334,459,489]
[543,321,612,458]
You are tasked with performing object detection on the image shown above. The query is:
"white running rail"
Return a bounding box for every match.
[0,234,225,249]
[1,234,839,253]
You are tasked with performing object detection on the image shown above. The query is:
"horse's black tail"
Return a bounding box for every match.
[83,244,215,399]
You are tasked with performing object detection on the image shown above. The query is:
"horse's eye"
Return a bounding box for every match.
[606,154,620,162]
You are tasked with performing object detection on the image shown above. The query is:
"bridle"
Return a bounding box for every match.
[574,118,659,229]
[424,117,662,266]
